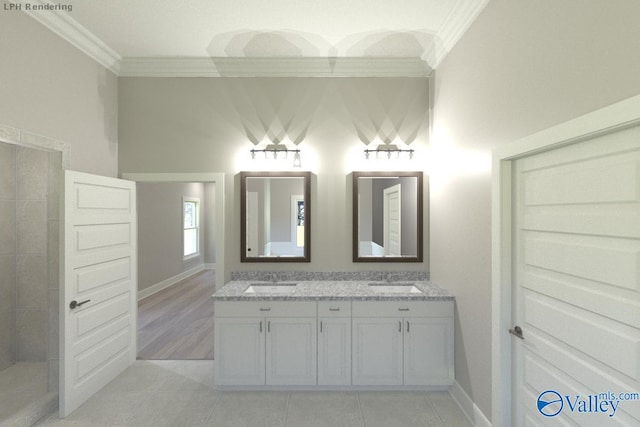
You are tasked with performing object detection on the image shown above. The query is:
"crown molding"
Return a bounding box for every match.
[426,0,491,68]
[18,0,486,76]
[119,57,432,78]
[15,0,121,74]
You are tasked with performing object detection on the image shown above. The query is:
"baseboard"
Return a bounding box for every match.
[449,381,492,427]
[204,263,216,270]
[138,264,204,301]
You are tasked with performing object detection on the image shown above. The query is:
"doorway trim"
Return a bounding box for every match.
[122,173,226,290]
[491,94,640,426]
[0,123,71,418]
[0,124,70,167]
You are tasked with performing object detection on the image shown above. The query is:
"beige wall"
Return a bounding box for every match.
[431,0,640,420]
[137,182,209,292]
[0,4,118,177]
[118,77,431,281]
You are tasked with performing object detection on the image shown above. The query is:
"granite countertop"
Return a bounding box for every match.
[211,280,453,301]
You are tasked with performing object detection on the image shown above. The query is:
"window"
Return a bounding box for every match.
[183,197,199,258]
[296,198,305,247]
[291,195,304,248]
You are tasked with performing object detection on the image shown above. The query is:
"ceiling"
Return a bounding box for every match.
[22,0,489,76]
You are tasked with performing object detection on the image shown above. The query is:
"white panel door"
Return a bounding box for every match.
[383,184,401,256]
[317,317,351,385]
[352,317,403,385]
[403,318,454,386]
[61,171,137,417]
[266,317,317,385]
[214,317,265,385]
[512,133,640,426]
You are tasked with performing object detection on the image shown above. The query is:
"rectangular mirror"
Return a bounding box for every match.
[353,171,423,262]
[241,171,311,262]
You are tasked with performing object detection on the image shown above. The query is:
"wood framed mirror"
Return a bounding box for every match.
[241,171,311,262]
[352,171,423,262]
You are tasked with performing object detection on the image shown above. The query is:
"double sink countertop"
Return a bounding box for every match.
[211,280,454,301]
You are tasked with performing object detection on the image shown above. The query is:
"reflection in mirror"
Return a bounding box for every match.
[353,171,423,262]
[241,172,311,262]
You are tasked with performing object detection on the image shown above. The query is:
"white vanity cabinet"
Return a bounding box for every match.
[214,316,265,385]
[352,301,454,386]
[352,316,403,385]
[213,293,454,389]
[317,301,351,385]
[214,301,317,386]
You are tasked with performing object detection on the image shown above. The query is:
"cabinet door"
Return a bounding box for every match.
[404,317,454,386]
[214,317,265,385]
[352,317,403,385]
[318,317,351,385]
[266,317,317,385]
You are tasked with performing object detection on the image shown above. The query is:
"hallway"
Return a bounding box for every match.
[137,270,215,360]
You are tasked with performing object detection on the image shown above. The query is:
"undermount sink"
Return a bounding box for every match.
[244,283,298,294]
[367,283,422,294]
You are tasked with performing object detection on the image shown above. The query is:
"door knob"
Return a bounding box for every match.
[509,325,524,340]
[70,299,91,309]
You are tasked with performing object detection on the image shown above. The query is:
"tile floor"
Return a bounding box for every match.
[0,363,48,420]
[1,362,58,426]
[35,361,474,427]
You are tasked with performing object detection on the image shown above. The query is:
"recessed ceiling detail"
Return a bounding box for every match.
[16,0,490,76]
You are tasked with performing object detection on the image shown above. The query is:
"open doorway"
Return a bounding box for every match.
[122,173,225,361]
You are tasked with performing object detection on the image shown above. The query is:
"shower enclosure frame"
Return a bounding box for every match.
[0,123,69,419]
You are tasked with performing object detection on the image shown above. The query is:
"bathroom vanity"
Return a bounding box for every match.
[212,280,454,390]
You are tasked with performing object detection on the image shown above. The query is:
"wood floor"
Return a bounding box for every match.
[137,270,215,360]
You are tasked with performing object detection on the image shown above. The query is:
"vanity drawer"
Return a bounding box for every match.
[352,301,452,318]
[318,301,351,317]
[214,301,316,317]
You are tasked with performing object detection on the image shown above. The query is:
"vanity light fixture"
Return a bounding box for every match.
[250,144,302,167]
[293,151,302,167]
[364,144,414,160]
